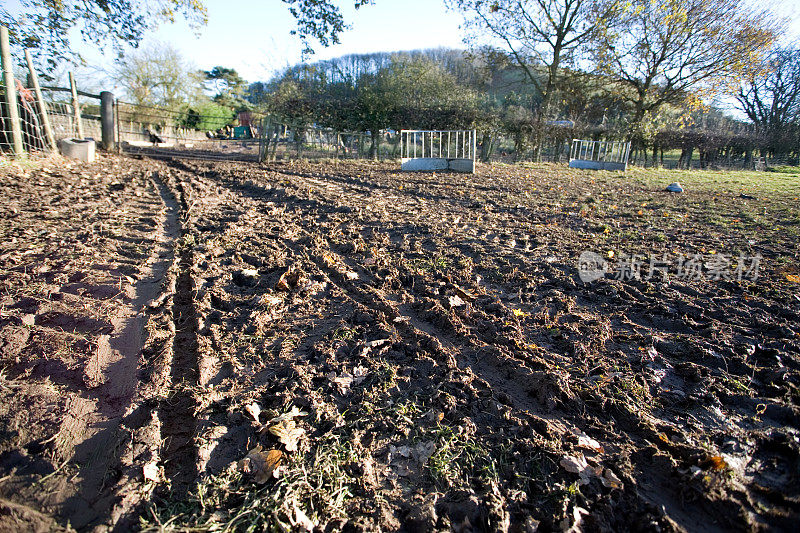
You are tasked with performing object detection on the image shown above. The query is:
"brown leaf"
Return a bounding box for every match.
[601,468,623,489]
[571,428,604,454]
[276,268,302,291]
[237,447,283,484]
[269,420,305,452]
[454,285,476,301]
[701,455,728,471]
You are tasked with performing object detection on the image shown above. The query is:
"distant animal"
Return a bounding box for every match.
[145,129,164,146]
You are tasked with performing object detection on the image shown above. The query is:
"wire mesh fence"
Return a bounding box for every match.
[259,118,401,162]
[41,88,102,142]
[1,81,52,157]
[116,101,268,161]
[0,82,104,158]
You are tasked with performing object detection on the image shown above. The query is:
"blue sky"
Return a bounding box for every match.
[144,0,467,81]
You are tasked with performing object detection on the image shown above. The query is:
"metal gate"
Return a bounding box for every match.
[400,130,476,173]
[569,139,631,171]
[259,117,400,162]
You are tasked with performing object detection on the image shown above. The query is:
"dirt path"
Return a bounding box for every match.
[0,159,181,530]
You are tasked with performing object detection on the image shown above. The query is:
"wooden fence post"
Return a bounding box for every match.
[1,26,24,157]
[68,71,84,139]
[24,49,57,151]
[100,91,114,150]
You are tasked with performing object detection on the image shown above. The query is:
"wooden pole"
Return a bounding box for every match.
[99,91,114,150]
[24,49,57,151]
[68,71,84,139]
[1,26,24,157]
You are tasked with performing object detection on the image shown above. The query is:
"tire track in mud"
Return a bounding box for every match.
[189,162,759,531]
[164,159,800,530]
[179,161,576,436]
[157,172,200,497]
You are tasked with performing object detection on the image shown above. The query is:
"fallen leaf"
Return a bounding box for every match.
[512,308,530,318]
[327,371,354,393]
[701,455,728,471]
[276,268,302,291]
[454,285,476,301]
[786,274,800,283]
[560,454,602,485]
[291,504,315,531]
[352,366,369,384]
[571,428,604,454]
[245,402,261,423]
[601,468,623,489]
[392,445,412,459]
[448,295,466,308]
[366,338,391,348]
[269,420,305,452]
[237,446,283,483]
[266,406,308,425]
[412,441,436,464]
[561,506,590,533]
[142,461,161,483]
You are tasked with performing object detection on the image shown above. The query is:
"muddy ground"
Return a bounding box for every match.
[0,155,798,532]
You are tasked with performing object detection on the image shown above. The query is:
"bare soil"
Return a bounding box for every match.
[0,155,798,532]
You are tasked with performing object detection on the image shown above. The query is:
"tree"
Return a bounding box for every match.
[736,47,800,158]
[266,53,482,158]
[283,0,374,56]
[591,0,778,139]
[109,42,203,109]
[180,101,235,131]
[203,66,251,111]
[448,0,619,120]
[1,0,207,70]
[1,0,375,70]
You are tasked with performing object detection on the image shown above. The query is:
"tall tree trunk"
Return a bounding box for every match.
[369,130,380,160]
[480,133,495,162]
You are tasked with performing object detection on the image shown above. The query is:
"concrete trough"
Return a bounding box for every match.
[59,138,96,163]
[568,159,627,171]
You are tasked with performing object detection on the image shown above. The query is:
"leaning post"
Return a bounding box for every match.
[68,71,84,139]
[24,49,57,151]
[0,26,24,157]
[100,91,115,150]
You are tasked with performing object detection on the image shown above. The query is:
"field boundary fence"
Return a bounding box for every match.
[115,101,267,162]
[258,117,400,163]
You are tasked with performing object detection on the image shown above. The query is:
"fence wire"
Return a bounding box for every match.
[0,82,105,158]
[115,101,267,161]
[259,118,400,162]
[1,82,52,157]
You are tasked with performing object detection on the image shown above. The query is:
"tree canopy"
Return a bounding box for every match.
[1,0,376,70]
[591,0,778,131]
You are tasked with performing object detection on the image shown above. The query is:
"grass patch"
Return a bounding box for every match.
[141,432,359,532]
